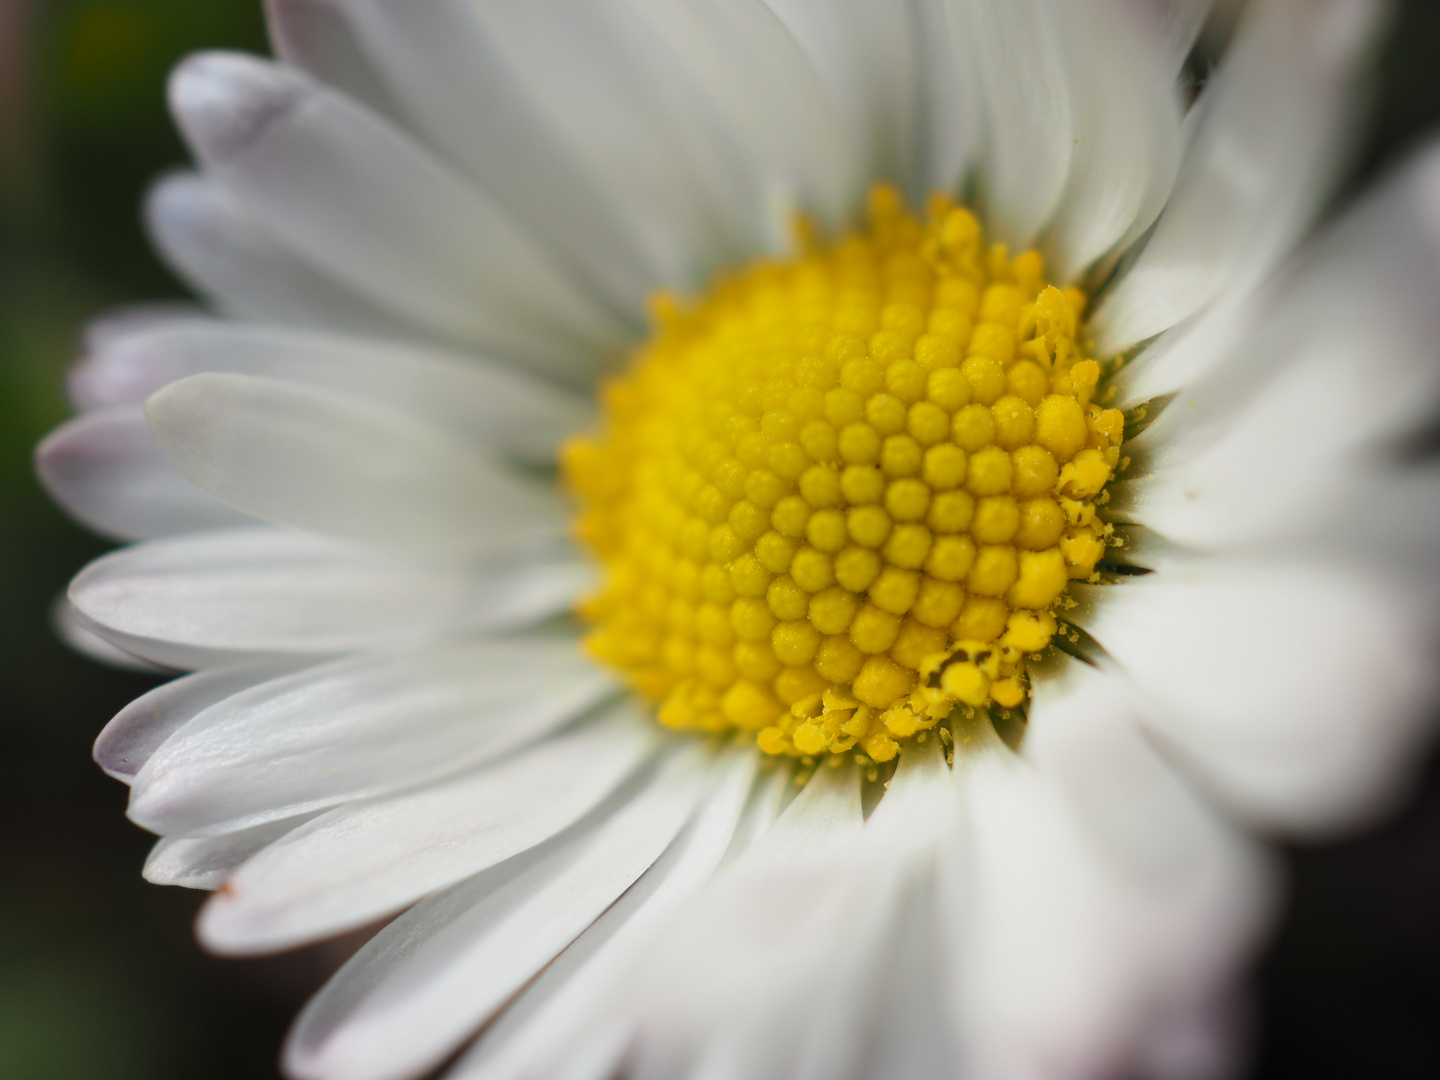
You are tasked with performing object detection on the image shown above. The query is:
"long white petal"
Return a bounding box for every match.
[946,667,1272,1080]
[264,0,400,117]
[127,637,616,836]
[1041,0,1184,280]
[623,762,875,1079]
[78,303,210,369]
[69,527,582,665]
[282,746,711,1080]
[912,0,983,198]
[72,321,591,465]
[144,814,316,890]
[1093,0,1385,352]
[1119,0,1212,83]
[763,0,921,202]
[145,172,411,336]
[340,0,654,311]
[170,52,626,375]
[947,0,1075,247]
[627,0,854,229]
[36,407,254,541]
[451,752,772,1080]
[439,1,768,283]
[199,712,660,953]
[1114,136,1440,411]
[51,598,169,673]
[1073,559,1440,835]
[94,657,314,783]
[1110,144,1440,550]
[145,373,564,561]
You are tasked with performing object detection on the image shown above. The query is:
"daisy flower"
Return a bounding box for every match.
[35,0,1440,1078]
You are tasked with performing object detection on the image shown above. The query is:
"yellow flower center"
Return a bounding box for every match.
[563,186,1124,763]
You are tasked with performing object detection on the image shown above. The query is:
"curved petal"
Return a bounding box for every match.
[170,52,627,376]
[94,657,315,783]
[1072,558,1440,835]
[69,527,583,665]
[945,672,1273,1080]
[1113,136,1440,412]
[78,303,210,370]
[912,0,984,198]
[622,762,877,1079]
[145,373,564,561]
[127,636,616,836]
[947,0,1075,247]
[264,0,401,117]
[51,598,169,674]
[764,0,922,202]
[627,0,855,228]
[199,711,660,952]
[1041,0,1184,280]
[339,0,656,311]
[72,321,590,465]
[1118,0,1212,83]
[282,746,712,1080]
[1092,0,1385,352]
[145,172,412,337]
[422,1,766,283]
[36,407,254,542]
[143,814,317,890]
[452,754,776,1080]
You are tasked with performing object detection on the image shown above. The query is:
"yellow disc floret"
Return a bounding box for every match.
[565,186,1123,762]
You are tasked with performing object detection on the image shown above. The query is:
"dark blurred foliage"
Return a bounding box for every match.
[1,2,1439,1078]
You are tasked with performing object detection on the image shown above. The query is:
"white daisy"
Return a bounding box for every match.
[35,1,1440,1079]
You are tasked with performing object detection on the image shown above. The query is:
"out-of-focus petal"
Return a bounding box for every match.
[145,374,565,561]
[126,638,618,836]
[1093,0,1384,353]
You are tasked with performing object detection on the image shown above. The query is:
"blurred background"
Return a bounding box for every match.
[2,2,1440,1078]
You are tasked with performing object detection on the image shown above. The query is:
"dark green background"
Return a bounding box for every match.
[2,2,1440,1077]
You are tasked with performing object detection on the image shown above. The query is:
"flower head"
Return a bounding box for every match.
[35,1,1440,1079]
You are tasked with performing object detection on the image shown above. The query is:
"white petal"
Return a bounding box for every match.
[170,52,626,375]
[145,172,411,336]
[1110,145,1440,548]
[94,657,314,783]
[69,527,582,666]
[127,636,615,836]
[1041,0,1184,280]
[946,668,1272,1080]
[1093,0,1385,352]
[264,0,400,117]
[1072,558,1440,835]
[73,321,591,465]
[854,854,957,1080]
[625,0,854,228]
[764,0,921,201]
[36,407,253,541]
[1117,0,1213,82]
[912,0,984,197]
[453,753,774,1080]
[145,373,564,561]
[948,0,1075,247]
[199,712,660,953]
[420,1,765,286]
[143,815,316,890]
[342,0,651,310]
[623,762,875,1078]
[282,746,712,1080]
[78,303,210,369]
[51,598,168,673]
[1113,136,1440,411]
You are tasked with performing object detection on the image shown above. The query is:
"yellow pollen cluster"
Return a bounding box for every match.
[564,186,1124,763]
